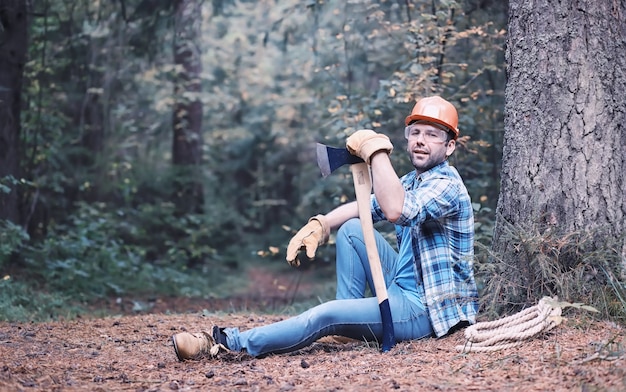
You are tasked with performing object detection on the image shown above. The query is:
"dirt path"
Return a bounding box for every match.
[1,308,624,391]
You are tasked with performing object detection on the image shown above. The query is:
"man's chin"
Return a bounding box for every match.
[411,159,436,173]
[411,156,429,166]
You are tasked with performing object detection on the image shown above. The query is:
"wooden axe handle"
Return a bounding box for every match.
[350,162,395,352]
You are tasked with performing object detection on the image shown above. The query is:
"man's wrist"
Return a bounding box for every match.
[309,214,329,243]
[369,150,390,163]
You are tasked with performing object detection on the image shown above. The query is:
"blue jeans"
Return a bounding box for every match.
[224,219,433,357]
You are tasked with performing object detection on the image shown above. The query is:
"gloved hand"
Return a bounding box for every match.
[286,215,329,267]
[346,129,393,163]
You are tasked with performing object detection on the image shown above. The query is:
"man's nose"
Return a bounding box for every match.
[411,133,427,144]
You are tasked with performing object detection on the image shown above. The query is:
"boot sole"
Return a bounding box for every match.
[171,335,185,361]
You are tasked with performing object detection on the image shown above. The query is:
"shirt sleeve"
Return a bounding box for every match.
[395,176,461,227]
[370,193,386,223]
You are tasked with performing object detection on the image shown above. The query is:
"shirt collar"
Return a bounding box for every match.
[402,161,450,190]
[416,161,450,182]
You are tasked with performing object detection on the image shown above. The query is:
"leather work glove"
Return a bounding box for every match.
[346,129,393,164]
[286,215,329,267]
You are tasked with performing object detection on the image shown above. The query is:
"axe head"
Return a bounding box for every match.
[316,143,364,178]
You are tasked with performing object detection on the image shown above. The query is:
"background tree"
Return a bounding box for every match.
[487,0,626,317]
[0,0,29,224]
[172,0,204,214]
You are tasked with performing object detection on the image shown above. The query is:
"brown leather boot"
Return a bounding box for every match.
[172,330,227,361]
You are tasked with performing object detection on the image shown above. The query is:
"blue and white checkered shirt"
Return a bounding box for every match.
[372,161,479,337]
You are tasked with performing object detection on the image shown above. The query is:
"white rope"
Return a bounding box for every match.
[456,296,563,353]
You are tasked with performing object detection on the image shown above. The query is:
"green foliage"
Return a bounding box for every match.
[20,200,226,301]
[0,277,80,322]
[0,220,30,268]
[0,177,32,268]
[477,220,626,323]
[23,202,143,299]
[472,202,494,248]
[0,176,18,195]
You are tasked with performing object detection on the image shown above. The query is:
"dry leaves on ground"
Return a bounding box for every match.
[1,309,624,391]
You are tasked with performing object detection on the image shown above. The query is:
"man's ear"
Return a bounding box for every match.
[445,139,456,158]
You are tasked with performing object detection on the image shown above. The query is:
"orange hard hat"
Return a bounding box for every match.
[404,96,459,139]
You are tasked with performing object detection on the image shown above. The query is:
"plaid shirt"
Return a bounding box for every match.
[372,161,479,337]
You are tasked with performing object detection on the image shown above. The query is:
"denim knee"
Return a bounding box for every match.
[337,218,362,239]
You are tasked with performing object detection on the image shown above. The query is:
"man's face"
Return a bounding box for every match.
[405,122,456,175]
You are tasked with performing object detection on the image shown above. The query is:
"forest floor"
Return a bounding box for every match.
[1,267,625,391]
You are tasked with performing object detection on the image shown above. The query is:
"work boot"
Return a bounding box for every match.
[172,327,228,361]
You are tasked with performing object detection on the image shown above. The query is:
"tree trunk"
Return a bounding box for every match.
[172,0,204,213]
[0,0,29,224]
[490,0,626,309]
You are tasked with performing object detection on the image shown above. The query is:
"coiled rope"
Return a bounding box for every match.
[456,296,563,353]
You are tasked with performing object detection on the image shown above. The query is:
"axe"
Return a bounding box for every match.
[316,143,395,352]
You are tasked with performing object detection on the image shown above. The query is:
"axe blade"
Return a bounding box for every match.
[316,143,364,178]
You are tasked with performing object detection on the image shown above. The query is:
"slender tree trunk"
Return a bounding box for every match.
[172,0,204,213]
[0,0,29,224]
[490,0,626,308]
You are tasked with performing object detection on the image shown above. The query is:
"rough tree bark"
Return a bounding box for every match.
[0,0,29,224]
[490,0,626,308]
[172,0,204,214]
